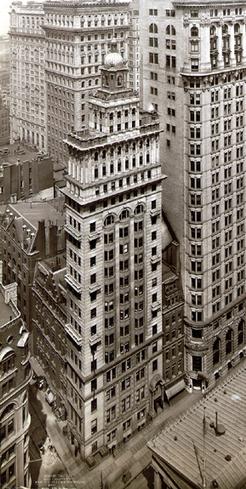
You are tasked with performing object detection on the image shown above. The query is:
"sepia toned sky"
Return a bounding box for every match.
[1,1,12,35]
[0,0,41,35]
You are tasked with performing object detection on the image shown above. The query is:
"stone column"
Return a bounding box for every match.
[229,24,236,67]
[241,23,246,65]
[217,26,224,68]
[200,23,211,71]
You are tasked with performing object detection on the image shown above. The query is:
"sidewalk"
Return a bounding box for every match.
[37,388,202,489]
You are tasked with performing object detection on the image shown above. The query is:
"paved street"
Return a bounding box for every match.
[29,384,72,488]
[29,381,202,489]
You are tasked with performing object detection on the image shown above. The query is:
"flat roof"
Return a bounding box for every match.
[0,143,43,165]
[11,200,64,230]
[148,366,246,489]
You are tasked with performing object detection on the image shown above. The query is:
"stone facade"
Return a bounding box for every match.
[162,240,185,398]
[9,2,46,151]
[128,0,140,93]
[32,255,67,412]
[0,96,10,146]
[0,279,31,489]
[62,48,165,459]
[43,1,130,178]
[140,0,246,390]
[0,200,65,332]
[0,143,53,203]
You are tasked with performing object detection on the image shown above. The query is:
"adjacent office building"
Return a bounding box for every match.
[140,0,246,390]
[43,0,130,177]
[0,143,53,203]
[0,35,10,92]
[32,253,67,414]
[0,96,10,146]
[0,278,31,489]
[128,0,141,93]
[62,46,165,458]
[9,2,46,151]
[9,1,131,180]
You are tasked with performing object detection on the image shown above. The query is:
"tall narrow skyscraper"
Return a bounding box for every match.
[63,45,165,458]
[140,0,246,390]
[9,1,46,151]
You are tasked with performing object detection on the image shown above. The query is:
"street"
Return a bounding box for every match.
[28,381,202,489]
[29,383,69,488]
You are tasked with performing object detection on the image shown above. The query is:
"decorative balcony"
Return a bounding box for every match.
[88,231,101,241]
[65,274,82,294]
[151,301,161,312]
[65,323,83,347]
[64,223,82,241]
[151,255,161,265]
[89,334,101,348]
[89,283,101,294]
[150,209,161,218]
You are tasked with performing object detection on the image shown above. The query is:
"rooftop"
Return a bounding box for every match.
[0,143,48,166]
[66,110,159,152]
[10,200,64,230]
[162,261,177,283]
[174,0,245,5]
[148,366,246,489]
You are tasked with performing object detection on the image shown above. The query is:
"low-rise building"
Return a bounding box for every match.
[0,143,54,203]
[0,200,65,332]
[149,365,246,489]
[0,277,31,489]
[32,253,67,413]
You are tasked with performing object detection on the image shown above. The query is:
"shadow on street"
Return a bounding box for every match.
[29,384,48,488]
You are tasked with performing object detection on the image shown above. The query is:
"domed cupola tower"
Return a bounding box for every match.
[88,41,140,135]
[101,41,128,93]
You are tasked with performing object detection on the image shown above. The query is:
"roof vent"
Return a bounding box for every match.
[225,454,231,461]
[215,411,225,436]
[211,480,219,488]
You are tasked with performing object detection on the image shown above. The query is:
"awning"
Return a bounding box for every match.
[45,391,55,404]
[165,379,185,400]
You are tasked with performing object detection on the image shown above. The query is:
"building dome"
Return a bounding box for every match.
[104,51,124,68]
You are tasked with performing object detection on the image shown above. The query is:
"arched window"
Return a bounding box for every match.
[226,329,233,355]
[1,351,15,374]
[166,25,176,36]
[213,338,220,365]
[222,24,228,35]
[234,23,240,34]
[119,209,130,221]
[149,23,158,34]
[0,403,15,420]
[104,215,115,227]
[238,320,244,346]
[191,26,199,37]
